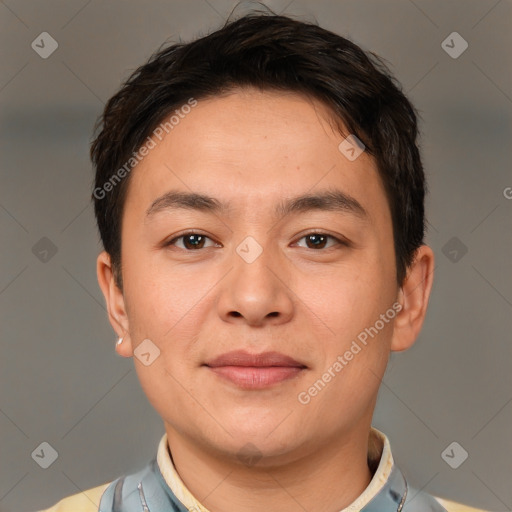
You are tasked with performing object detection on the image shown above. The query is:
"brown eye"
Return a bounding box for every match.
[295,233,345,250]
[306,234,328,249]
[166,233,216,250]
[182,234,206,249]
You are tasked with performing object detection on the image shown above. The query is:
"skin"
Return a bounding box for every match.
[97,87,434,512]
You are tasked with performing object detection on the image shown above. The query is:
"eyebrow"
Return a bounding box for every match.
[145,189,368,221]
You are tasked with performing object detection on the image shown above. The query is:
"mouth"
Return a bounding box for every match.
[204,350,307,389]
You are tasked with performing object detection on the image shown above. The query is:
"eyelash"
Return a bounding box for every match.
[164,231,348,251]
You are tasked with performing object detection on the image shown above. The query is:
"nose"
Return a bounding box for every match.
[216,238,294,327]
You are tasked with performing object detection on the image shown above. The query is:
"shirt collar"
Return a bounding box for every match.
[156,427,398,512]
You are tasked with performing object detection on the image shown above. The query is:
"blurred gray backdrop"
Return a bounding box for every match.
[1,1,511,511]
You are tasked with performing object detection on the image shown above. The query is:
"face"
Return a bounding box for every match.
[100,88,409,465]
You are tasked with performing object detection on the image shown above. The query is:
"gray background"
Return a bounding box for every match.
[1,1,511,511]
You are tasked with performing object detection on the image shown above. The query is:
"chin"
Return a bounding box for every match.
[218,424,302,459]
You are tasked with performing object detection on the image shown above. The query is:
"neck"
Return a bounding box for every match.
[165,425,375,512]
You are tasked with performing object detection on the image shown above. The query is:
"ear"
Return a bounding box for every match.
[391,245,435,352]
[96,251,133,358]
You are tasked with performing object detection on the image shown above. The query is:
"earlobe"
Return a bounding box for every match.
[96,251,133,357]
[390,245,435,352]
[114,334,134,358]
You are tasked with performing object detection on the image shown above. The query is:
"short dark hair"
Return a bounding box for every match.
[91,10,426,291]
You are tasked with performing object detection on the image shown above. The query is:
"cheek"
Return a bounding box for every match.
[123,252,197,332]
[123,260,215,386]
[298,252,396,395]
[133,360,202,432]
[308,257,391,334]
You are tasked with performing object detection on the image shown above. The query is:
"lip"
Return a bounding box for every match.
[204,350,307,389]
[206,350,305,368]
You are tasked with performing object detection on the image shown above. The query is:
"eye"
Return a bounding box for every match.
[165,232,219,250]
[294,232,346,250]
[164,231,347,251]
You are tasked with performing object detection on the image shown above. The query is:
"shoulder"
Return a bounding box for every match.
[38,482,111,512]
[401,484,489,512]
[434,496,491,512]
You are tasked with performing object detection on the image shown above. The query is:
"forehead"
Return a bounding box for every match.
[124,88,389,224]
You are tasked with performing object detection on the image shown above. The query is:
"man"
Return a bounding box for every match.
[40,10,487,512]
